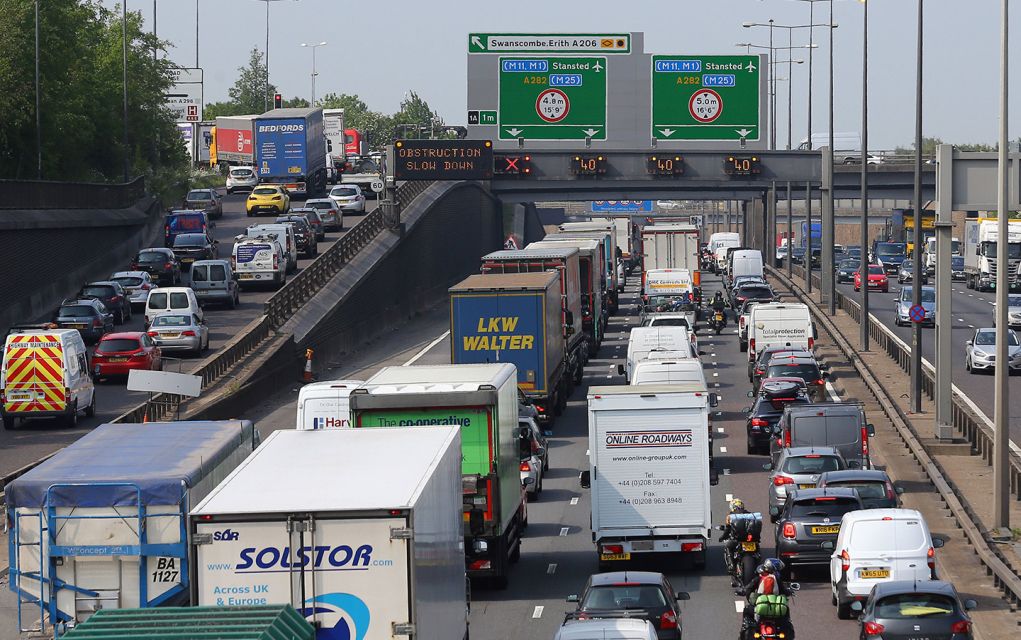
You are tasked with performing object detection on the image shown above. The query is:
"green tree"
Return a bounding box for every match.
[396,90,442,136]
[227,48,277,114]
[282,96,310,108]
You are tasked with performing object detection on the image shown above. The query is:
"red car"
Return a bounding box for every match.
[92,332,162,380]
[854,264,889,293]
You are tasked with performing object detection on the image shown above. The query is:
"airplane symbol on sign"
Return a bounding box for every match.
[747,61,757,73]
[593,61,604,72]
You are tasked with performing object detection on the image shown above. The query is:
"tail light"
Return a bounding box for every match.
[751,418,769,429]
[773,475,794,486]
[808,337,815,349]
[927,546,936,573]
[815,379,826,386]
[181,330,197,337]
[782,522,796,538]
[147,331,158,337]
[784,430,791,447]
[886,483,896,500]
[862,427,870,457]
[840,549,850,572]
[92,318,103,327]
[110,295,121,302]
[273,255,279,269]
[131,262,139,270]
[164,262,173,269]
[601,544,624,554]
[681,542,703,552]
[530,439,540,454]
[950,620,971,634]
[519,461,531,472]
[141,283,152,290]
[749,338,756,353]
[535,403,546,414]
[863,621,884,636]
[659,611,678,630]
[760,625,775,636]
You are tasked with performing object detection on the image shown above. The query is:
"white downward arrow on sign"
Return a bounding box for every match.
[583,128,600,136]
[659,128,675,137]
[506,128,523,136]
[736,128,752,137]
[471,35,485,50]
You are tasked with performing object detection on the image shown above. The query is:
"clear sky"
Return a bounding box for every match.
[117,0,1020,149]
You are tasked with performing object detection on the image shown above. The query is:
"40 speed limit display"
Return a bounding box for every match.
[498,56,607,140]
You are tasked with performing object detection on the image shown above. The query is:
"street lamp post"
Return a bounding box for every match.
[994,0,1010,530]
[860,0,870,352]
[911,0,925,414]
[301,41,327,106]
[735,43,814,148]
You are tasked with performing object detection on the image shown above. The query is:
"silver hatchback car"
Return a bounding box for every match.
[764,446,846,521]
[147,312,209,356]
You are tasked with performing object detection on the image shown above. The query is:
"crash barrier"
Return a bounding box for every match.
[771,265,1021,607]
[110,181,432,424]
[0,176,146,209]
[0,196,164,337]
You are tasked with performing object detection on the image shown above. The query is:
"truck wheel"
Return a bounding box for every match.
[65,401,78,428]
[85,393,96,418]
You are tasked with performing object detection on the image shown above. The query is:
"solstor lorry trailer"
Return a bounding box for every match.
[584,384,714,571]
[347,363,525,589]
[7,420,258,630]
[191,427,467,640]
[450,272,575,423]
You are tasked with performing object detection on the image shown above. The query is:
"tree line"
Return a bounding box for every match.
[205,48,449,148]
[0,0,187,184]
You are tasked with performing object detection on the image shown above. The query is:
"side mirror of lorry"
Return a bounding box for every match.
[709,393,719,408]
[468,509,485,536]
[617,364,625,376]
[579,470,591,489]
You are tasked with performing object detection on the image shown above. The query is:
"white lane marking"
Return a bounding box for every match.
[713,372,719,377]
[726,493,734,501]
[968,294,974,297]
[606,374,612,379]
[969,324,975,328]
[716,412,724,417]
[403,330,450,366]
[958,318,966,322]
[717,427,725,433]
[559,527,570,537]
[720,446,728,453]
[586,449,590,456]
[723,468,732,475]
[713,382,721,387]
[547,563,558,575]
[608,364,616,369]
[532,606,544,619]
[711,353,718,357]
[825,381,842,402]
[712,361,719,367]
[570,497,579,506]
[735,600,746,612]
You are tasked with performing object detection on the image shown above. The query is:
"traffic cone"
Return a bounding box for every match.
[302,348,315,383]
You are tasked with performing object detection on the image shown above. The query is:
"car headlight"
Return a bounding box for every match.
[974,349,988,358]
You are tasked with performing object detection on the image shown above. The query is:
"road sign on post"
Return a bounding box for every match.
[165,68,203,124]
[498,57,607,140]
[908,304,926,324]
[650,55,760,142]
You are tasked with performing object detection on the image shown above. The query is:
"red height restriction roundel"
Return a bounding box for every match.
[536,88,570,123]
[689,89,723,123]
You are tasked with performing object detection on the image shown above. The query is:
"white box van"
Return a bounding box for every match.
[830,508,943,619]
[244,223,297,273]
[232,237,287,289]
[1,329,95,428]
[144,287,203,328]
[729,249,764,282]
[631,357,706,387]
[295,379,364,429]
[623,326,695,383]
[747,303,814,364]
[708,232,741,255]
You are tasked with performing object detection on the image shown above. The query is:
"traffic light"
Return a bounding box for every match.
[273,93,282,109]
[494,155,532,176]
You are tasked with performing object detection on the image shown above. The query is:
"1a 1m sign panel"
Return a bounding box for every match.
[498,57,607,140]
[651,55,760,141]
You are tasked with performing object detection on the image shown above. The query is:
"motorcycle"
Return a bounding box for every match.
[711,310,725,335]
[716,513,762,588]
[739,583,799,640]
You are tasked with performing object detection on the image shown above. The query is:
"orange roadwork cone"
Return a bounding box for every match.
[302,348,315,383]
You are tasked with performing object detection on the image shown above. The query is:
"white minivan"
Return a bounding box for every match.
[729,249,764,282]
[144,287,203,328]
[232,237,287,289]
[830,508,944,619]
[747,303,814,364]
[295,379,364,430]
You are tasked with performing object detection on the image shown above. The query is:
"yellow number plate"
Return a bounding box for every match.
[811,525,840,535]
[108,357,128,363]
[239,274,256,280]
[860,569,890,579]
[599,553,631,561]
[741,542,758,552]
[798,483,816,489]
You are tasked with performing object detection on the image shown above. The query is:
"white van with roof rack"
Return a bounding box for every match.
[232,236,287,289]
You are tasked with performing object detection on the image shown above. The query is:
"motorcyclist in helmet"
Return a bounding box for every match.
[711,291,727,326]
[737,558,793,634]
[718,498,750,582]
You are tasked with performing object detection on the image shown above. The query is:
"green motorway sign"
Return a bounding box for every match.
[651,55,760,141]
[469,33,630,54]
[498,57,607,140]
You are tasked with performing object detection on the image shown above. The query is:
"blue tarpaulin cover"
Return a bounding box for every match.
[7,421,253,509]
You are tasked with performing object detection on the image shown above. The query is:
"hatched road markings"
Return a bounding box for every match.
[735,600,746,612]
[570,497,579,506]
[726,493,733,501]
[720,446,728,453]
[825,381,842,403]
[559,527,570,537]
[532,606,544,619]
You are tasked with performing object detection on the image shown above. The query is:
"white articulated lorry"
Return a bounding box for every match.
[963,218,1021,292]
[191,427,467,640]
[583,384,715,571]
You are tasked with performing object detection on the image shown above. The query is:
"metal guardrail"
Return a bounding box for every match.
[0,177,146,210]
[773,265,1021,606]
